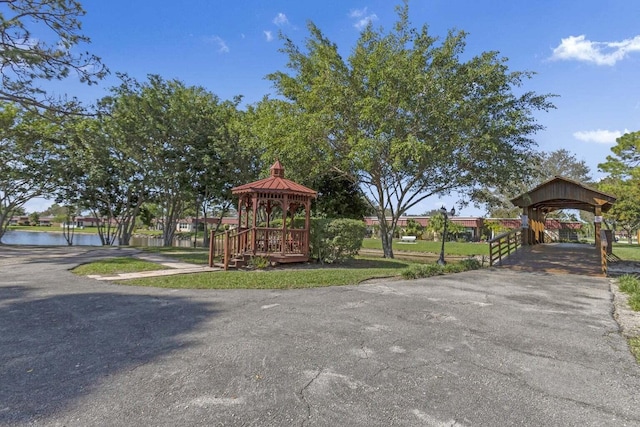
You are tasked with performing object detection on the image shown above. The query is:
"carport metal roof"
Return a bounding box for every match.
[510,176,616,213]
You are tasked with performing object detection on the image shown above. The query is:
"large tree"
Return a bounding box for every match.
[92,74,254,246]
[0,0,107,112]
[54,114,142,245]
[598,131,640,243]
[258,3,554,257]
[0,103,62,242]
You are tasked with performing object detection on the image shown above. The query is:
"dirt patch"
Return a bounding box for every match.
[610,280,640,339]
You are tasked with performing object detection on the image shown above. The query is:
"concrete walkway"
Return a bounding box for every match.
[87,252,220,281]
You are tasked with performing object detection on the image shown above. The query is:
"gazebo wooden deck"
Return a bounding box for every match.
[208,161,317,269]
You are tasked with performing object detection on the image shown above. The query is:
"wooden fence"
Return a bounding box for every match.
[489,228,522,267]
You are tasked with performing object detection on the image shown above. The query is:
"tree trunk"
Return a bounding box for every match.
[381,231,394,258]
[0,211,10,243]
[377,215,395,258]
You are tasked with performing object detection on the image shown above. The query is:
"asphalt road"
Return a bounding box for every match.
[1,246,639,426]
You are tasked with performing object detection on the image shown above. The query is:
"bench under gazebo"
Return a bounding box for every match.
[208,161,317,269]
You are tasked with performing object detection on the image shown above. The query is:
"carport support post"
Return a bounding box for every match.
[594,205,602,250]
[522,208,531,245]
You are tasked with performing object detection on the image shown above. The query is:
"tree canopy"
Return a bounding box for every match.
[0,103,62,241]
[0,0,107,113]
[257,3,554,257]
[598,131,640,243]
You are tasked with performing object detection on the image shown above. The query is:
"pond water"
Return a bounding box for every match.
[1,230,195,247]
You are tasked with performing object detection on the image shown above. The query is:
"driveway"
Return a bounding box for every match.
[1,246,639,426]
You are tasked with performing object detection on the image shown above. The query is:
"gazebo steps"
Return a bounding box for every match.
[213,253,309,269]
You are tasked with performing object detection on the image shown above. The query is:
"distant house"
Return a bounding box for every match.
[363,216,583,242]
[60,216,102,228]
[175,217,223,233]
[38,216,54,226]
[8,216,30,226]
[364,216,485,241]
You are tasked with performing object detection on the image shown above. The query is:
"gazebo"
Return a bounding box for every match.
[209,161,317,269]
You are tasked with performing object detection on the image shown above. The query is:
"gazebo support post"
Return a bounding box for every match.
[282,194,288,256]
[304,199,311,257]
[251,194,258,255]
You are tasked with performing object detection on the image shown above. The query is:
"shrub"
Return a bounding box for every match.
[444,263,465,273]
[400,256,483,280]
[327,218,366,258]
[309,218,332,262]
[310,218,366,263]
[401,264,444,279]
[248,256,270,270]
[459,257,482,270]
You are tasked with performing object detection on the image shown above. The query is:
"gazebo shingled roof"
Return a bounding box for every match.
[231,160,317,197]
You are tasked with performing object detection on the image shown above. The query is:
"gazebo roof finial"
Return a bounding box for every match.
[270,159,285,178]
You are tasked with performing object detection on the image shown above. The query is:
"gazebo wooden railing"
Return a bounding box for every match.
[489,228,523,267]
[208,227,308,270]
[208,228,252,270]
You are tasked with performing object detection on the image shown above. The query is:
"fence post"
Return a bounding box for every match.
[223,230,230,271]
[208,229,215,267]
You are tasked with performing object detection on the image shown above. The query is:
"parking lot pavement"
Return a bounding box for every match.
[1,247,639,426]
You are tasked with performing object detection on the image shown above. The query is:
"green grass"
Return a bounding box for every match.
[361,238,490,256]
[137,246,210,264]
[617,274,640,311]
[613,243,640,262]
[123,257,415,289]
[8,225,99,234]
[72,257,168,275]
[629,338,640,364]
[619,275,640,294]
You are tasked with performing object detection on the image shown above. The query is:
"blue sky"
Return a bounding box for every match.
[33,0,640,215]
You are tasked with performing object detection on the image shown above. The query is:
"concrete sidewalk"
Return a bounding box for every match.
[87,252,220,281]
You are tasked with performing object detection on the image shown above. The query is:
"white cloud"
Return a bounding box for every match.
[573,129,630,144]
[205,35,229,54]
[551,34,640,66]
[264,30,273,42]
[349,7,378,30]
[273,13,288,26]
[349,8,368,18]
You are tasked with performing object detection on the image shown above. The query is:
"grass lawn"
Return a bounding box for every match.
[361,238,490,256]
[123,257,415,289]
[613,243,640,262]
[136,246,211,264]
[629,338,640,364]
[72,257,169,275]
[8,225,99,234]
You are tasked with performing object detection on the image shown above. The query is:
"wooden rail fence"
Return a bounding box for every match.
[489,228,523,267]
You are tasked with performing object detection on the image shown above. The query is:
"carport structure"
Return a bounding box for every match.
[508,177,616,273]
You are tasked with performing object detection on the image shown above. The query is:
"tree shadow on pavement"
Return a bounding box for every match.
[0,287,217,425]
